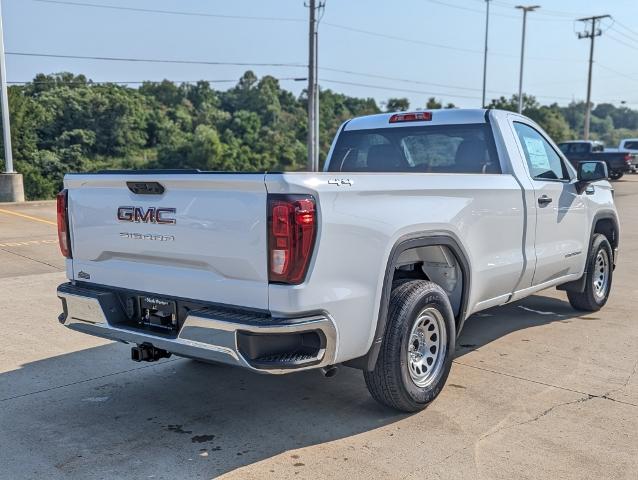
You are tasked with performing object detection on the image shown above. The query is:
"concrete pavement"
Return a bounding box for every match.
[0,181,636,479]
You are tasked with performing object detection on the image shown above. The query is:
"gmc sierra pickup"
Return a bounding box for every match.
[57,109,619,412]
[557,140,634,180]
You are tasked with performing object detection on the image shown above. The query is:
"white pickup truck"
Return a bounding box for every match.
[57,109,619,412]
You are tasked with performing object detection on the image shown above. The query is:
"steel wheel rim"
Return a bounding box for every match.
[592,248,610,301]
[407,307,447,388]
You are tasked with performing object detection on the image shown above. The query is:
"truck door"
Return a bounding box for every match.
[511,121,589,285]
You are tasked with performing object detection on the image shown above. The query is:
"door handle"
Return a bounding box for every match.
[538,195,553,206]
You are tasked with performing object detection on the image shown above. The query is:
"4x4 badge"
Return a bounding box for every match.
[328,178,353,186]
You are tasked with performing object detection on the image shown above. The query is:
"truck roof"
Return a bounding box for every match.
[343,108,490,131]
[557,140,603,145]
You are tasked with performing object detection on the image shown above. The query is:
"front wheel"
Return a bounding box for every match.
[567,234,613,311]
[364,280,455,412]
[608,170,624,180]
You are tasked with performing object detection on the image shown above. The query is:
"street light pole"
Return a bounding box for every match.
[515,5,540,114]
[0,0,13,173]
[481,0,491,108]
[0,0,24,202]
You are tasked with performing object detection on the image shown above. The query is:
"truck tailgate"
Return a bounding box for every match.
[65,173,269,309]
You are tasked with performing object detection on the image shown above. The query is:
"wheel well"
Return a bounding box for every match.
[594,218,618,250]
[348,235,470,372]
[392,244,464,323]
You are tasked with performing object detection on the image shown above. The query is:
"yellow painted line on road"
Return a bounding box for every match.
[0,208,57,226]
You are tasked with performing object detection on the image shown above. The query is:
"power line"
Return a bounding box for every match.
[323,21,579,62]
[608,26,638,46]
[607,29,638,49]
[322,21,488,55]
[7,77,306,86]
[5,51,307,68]
[26,0,578,63]
[321,78,480,100]
[6,70,576,102]
[613,20,638,40]
[4,51,580,102]
[596,63,638,83]
[320,66,488,93]
[27,0,493,56]
[606,32,638,51]
[481,0,579,19]
[4,51,573,99]
[320,66,574,99]
[31,0,305,23]
[425,0,573,21]
[319,78,574,102]
[424,0,517,19]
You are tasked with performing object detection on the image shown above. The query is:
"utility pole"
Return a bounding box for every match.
[481,0,491,108]
[313,5,320,173]
[515,5,539,114]
[306,0,325,172]
[577,14,610,140]
[307,0,317,172]
[0,0,24,202]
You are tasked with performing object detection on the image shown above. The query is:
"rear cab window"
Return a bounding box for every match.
[328,123,501,174]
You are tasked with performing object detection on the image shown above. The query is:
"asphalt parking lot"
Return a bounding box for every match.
[0,182,637,480]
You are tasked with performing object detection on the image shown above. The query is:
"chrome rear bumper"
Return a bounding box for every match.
[57,283,337,374]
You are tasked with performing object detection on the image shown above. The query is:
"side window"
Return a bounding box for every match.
[572,143,589,154]
[558,143,570,154]
[514,122,569,181]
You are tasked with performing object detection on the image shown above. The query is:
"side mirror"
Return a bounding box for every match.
[576,161,607,193]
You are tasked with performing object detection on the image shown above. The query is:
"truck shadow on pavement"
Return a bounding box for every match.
[1,293,584,478]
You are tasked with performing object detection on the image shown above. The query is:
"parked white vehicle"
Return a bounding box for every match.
[619,138,638,152]
[57,109,619,412]
[618,138,638,172]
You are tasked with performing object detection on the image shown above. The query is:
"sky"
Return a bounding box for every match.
[4,0,638,109]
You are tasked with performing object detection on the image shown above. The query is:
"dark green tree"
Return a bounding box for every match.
[386,98,410,112]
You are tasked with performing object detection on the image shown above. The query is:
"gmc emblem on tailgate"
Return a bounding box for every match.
[117,206,176,225]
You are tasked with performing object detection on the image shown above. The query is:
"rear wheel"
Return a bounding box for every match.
[364,280,455,412]
[567,234,613,311]
[608,170,624,180]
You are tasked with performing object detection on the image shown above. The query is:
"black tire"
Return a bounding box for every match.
[608,170,624,181]
[567,234,613,311]
[364,280,456,412]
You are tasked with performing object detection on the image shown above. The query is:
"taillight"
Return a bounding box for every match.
[56,189,72,258]
[268,194,316,284]
[624,153,632,164]
[389,111,432,123]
